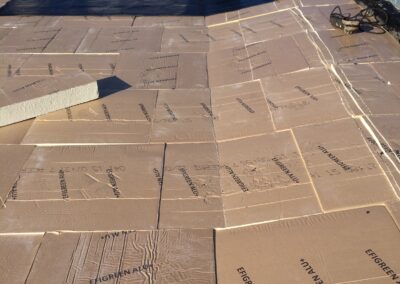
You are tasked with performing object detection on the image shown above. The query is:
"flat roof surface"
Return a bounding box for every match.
[0,0,399,283]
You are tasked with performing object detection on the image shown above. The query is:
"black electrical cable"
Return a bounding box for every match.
[330,4,388,34]
[356,0,400,42]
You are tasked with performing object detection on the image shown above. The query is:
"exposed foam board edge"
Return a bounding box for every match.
[0,81,99,127]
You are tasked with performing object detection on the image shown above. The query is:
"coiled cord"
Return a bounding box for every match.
[330,4,388,34]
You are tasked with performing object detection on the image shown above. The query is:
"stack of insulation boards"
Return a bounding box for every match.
[0,0,8,9]
[0,0,400,283]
